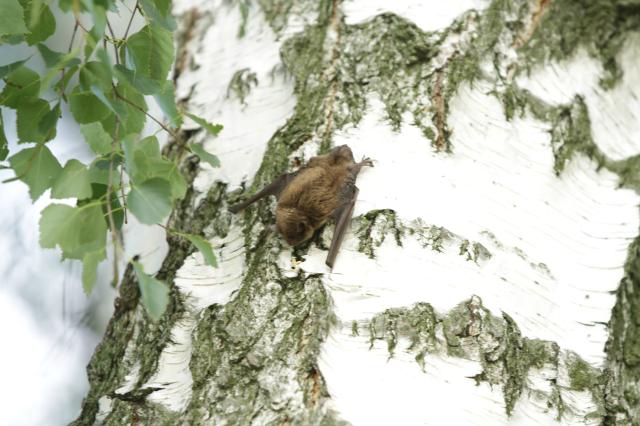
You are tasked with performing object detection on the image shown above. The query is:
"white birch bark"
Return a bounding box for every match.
[74,0,640,424]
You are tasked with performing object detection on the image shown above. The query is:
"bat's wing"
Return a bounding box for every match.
[229,172,298,213]
[325,156,373,268]
[325,186,358,269]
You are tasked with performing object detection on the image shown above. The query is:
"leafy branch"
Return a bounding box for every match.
[0,0,223,319]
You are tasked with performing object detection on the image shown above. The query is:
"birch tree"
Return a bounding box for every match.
[73,0,640,424]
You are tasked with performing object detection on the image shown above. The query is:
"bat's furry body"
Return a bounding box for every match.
[229,145,372,268]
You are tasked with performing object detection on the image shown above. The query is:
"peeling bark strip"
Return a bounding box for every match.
[512,0,550,50]
[432,70,447,152]
[75,0,640,424]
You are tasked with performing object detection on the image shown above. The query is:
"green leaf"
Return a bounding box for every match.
[39,202,107,259]
[122,135,186,200]
[118,85,147,134]
[154,82,182,128]
[127,177,172,224]
[22,0,55,45]
[0,0,28,36]
[138,0,176,31]
[37,43,61,67]
[135,155,186,199]
[132,261,169,321]
[122,134,155,181]
[121,134,138,176]
[189,142,220,168]
[138,135,161,157]
[88,160,110,185]
[69,88,111,123]
[88,4,106,39]
[102,84,146,135]
[8,144,62,200]
[82,248,105,294]
[16,98,53,143]
[88,182,124,229]
[51,159,92,199]
[54,64,78,96]
[38,45,80,93]
[126,24,174,81]
[84,30,98,60]
[185,112,223,136]
[92,0,114,11]
[3,34,25,45]
[58,0,71,11]
[113,64,163,95]
[91,84,127,117]
[0,66,40,108]
[38,101,60,138]
[80,122,112,155]
[0,112,8,161]
[167,164,186,200]
[79,60,112,92]
[0,57,30,79]
[184,234,217,267]
[152,0,170,17]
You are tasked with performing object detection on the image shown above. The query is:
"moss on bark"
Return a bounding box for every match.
[362,296,605,420]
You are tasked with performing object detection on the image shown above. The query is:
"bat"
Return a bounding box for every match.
[229,144,373,268]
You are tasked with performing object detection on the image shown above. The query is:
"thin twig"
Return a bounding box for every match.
[123,1,139,40]
[68,22,79,51]
[106,119,123,287]
[74,17,90,33]
[114,88,176,137]
[105,19,120,65]
[57,22,79,98]
[120,159,128,224]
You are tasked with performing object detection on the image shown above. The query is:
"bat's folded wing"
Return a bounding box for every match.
[229,172,298,213]
[326,186,358,269]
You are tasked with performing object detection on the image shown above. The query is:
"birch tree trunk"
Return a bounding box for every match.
[73,0,640,424]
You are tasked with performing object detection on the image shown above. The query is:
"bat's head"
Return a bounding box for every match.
[275,206,314,246]
[332,144,354,165]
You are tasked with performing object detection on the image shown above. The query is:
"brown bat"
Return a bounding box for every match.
[229,144,373,268]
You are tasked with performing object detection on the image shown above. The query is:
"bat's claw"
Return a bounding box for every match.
[360,157,374,167]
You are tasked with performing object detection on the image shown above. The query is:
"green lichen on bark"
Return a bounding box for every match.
[495,84,613,179]
[99,398,182,426]
[518,0,640,88]
[355,212,492,265]
[227,68,258,105]
[337,13,440,131]
[547,95,606,176]
[257,0,323,35]
[410,221,453,253]
[603,236,640,424]
[367,303,438,368]
[459,239,492,264]
[355,209,404,258]
[184,274,338,425]
[567,352,601,392]
[363,296,603,419]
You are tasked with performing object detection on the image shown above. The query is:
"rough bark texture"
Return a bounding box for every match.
[74,0,640,424]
